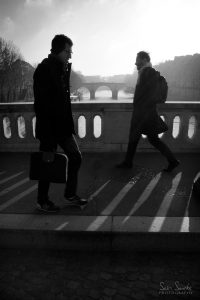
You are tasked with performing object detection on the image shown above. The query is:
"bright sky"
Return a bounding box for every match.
[0,0,200,76]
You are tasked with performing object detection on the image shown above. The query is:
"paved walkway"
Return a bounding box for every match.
[0,152,199,216]
[0,152,200,299]
[0,249,199,300]
[0,152,200,251]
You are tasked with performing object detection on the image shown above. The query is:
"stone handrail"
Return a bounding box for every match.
[0,101,200,152]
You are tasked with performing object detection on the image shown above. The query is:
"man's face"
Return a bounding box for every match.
[57,43,72,64]
[135,55,147,71]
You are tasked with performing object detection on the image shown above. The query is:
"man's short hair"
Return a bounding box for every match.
[137,51,150,62]
[51,34,73,54]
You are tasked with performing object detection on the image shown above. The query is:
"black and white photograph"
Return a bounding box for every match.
[0,0,200,299]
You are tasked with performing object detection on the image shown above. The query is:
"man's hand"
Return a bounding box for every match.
[42,152,55,163]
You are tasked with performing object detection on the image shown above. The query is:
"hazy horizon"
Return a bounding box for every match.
[1,0,200,76]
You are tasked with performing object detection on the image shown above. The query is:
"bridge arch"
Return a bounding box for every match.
[95,86,112,100]
[77,86,90,100]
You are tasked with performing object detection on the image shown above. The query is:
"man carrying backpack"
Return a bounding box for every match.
[116,51,180,172]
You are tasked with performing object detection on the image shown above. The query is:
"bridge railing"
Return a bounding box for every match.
[0,101,200,152]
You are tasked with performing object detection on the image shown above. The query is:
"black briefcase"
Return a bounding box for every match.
[29,152,68,183]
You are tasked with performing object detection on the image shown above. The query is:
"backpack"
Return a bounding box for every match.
[155,71,168,103]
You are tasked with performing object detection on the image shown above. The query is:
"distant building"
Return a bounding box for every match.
[0,59,34,102]
[12,60,35,102]
[155,54,200,101]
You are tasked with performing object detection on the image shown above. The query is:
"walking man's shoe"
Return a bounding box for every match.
[116,161,133,169]
[37,199,60,213]
[64,195,88,208]
[163,160,180,172]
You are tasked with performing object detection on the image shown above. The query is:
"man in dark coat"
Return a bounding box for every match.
[117,51,179,171]
[33,34,88,212]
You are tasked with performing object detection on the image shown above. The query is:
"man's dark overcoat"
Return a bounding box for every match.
[130,66,168,138]
[33,55,75,148]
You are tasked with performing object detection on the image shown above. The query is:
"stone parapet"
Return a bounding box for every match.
[0,101,200,152]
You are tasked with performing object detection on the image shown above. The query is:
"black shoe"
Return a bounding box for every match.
[64,195,88,207]
[37,199,60,213]
[163,160,180,172]
[116,161,133,169]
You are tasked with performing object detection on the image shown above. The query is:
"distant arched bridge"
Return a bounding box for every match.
[77,82,125,100]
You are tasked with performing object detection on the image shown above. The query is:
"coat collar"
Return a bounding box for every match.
[137,62,152,85]
[47,54,63,72]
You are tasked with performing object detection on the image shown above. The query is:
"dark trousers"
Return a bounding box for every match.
[38,135,82,203]
[125,132,176,164]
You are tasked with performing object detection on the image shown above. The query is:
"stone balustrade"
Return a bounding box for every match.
[0,101,200,152]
